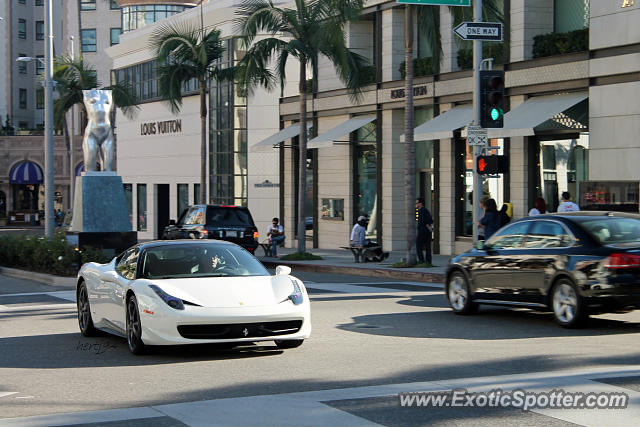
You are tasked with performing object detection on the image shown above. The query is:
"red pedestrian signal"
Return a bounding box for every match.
[477,155,508,175]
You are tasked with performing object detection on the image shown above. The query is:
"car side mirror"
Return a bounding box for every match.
[275,265,291,276]
[168,219,176,226]
[100,271,119,282]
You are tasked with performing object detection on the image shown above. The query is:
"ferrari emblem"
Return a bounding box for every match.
[242,328,249,337]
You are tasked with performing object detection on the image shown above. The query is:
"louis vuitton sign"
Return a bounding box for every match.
[390,85,428,100]
[140,119,182,136]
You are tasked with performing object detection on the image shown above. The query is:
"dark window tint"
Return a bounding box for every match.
[141,243,268,279]
[578,217,640,244]
[206,207,252,226]
[524,221,573,249]
[487,221,530,249]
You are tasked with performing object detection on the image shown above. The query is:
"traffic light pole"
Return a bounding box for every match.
[472,0,483,242]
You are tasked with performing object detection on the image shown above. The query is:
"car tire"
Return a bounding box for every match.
[551,278,587,328]
[274,339,304,349]
[126,295,147,355]
[77,281,98,337]
[446,271,478,315]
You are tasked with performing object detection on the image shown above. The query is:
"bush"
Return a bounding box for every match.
[359,65,377,85]
[532,28,588,58]
[280,252,323,261]
[399,57,435,79]
[457,42,506,70]
[0,231,111,277]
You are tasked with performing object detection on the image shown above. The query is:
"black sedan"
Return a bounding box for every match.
[445,212,640,327]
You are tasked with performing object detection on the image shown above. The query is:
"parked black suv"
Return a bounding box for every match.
[162,205,259,253]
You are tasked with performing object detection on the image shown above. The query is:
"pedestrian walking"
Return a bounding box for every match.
[558,191,580,212]
[478,198,501,240]
[415,198,434,264]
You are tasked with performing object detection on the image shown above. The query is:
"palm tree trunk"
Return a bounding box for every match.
[404,5,417,265]
[199,79,207,204]
[297,61,308,254]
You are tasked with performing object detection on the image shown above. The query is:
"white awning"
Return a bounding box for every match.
[250,123,309,152]
[307,116,376,149]
[402,106,473,142]
[483,92,588,138]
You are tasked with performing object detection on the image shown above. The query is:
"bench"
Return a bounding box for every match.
[259,242,273,257]
[340,246,384,263]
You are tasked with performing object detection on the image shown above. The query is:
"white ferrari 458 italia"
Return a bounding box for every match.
[76,240,311,354]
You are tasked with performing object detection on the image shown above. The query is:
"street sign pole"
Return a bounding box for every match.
[472,0,483,243]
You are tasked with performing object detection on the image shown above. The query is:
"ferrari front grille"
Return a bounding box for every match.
[177,320,303,339]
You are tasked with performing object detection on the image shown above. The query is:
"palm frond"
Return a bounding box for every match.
[234,0,286,42]
[103,82,140,119]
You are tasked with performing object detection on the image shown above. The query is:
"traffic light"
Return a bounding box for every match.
[480,70,505,128]
[477,155,508,175]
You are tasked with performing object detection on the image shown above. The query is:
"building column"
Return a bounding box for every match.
[381,7,405,82]
[381,109,407,252]
[283,135,296,248]
[439,6,457,73]
[508,95,529,219]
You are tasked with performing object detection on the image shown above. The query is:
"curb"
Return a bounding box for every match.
[261,261,446,283]
[0,266,77,288]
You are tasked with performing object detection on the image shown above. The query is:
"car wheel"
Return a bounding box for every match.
[551,279,587,328]
[274,339,304,349]
[446,271,477,315]
[126,295,147,355]
[77,281,97,337]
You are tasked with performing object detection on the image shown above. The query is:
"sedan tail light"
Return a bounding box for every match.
[605,253,640,269]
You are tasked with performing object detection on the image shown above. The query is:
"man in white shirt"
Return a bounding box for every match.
[558,191,580,212]
[266,217,285,257]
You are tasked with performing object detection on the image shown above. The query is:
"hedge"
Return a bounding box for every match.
[532,28,588,58]
[399,57,435,79]
[0,232,111,277]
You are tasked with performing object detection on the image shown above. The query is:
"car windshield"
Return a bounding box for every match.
[140,243,269,279]
[206,207,252,226]
[576,217,640,245]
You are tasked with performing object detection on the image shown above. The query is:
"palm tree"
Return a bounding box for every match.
[52,54,139,169]
[150,23,231,205]
[236,0,367,254]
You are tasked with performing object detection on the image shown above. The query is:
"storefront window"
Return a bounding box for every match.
[121,5,191,32]
[354,121,377,240]
[210,38,247,207]
[137,184,147,231]
[555,0,589,33]
[177,184,188,217]
[535,134,589,212]
[124,184,132,227]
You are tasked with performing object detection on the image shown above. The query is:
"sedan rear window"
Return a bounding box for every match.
[578,218,640,244]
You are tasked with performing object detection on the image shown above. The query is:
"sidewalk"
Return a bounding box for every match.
[258,246,448,283]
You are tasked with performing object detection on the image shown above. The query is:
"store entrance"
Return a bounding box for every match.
[156,184,170,239]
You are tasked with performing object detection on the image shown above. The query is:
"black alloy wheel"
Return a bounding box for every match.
[77,282,97,336]
[126,296,147,355]
[274,339,304,349]
[446,271,478,315]
[551,278,587,328]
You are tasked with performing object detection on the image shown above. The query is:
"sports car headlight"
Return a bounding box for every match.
[288,280,304,305]
[149,285,184,310]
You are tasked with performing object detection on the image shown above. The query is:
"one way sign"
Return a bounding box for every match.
[453,22,503,41]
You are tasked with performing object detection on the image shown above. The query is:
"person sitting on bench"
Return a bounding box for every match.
[266,217,285,258]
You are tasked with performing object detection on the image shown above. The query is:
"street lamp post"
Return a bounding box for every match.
[69,35,75,211]
[44,0,55,238]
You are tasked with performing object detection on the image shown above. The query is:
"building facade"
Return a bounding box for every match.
[106,0,287,241]
[265,0,639,255]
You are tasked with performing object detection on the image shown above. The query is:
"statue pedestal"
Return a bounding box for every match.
[67,172,137,254]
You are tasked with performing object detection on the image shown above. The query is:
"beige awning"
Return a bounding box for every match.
[307,116,376,149]
[481,92,589,138]
[401,105,473,142]
[250,124,309,152]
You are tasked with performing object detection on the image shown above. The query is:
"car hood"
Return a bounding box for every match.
[140,275,297,308]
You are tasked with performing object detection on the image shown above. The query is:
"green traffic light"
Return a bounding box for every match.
[490,108,502,121]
